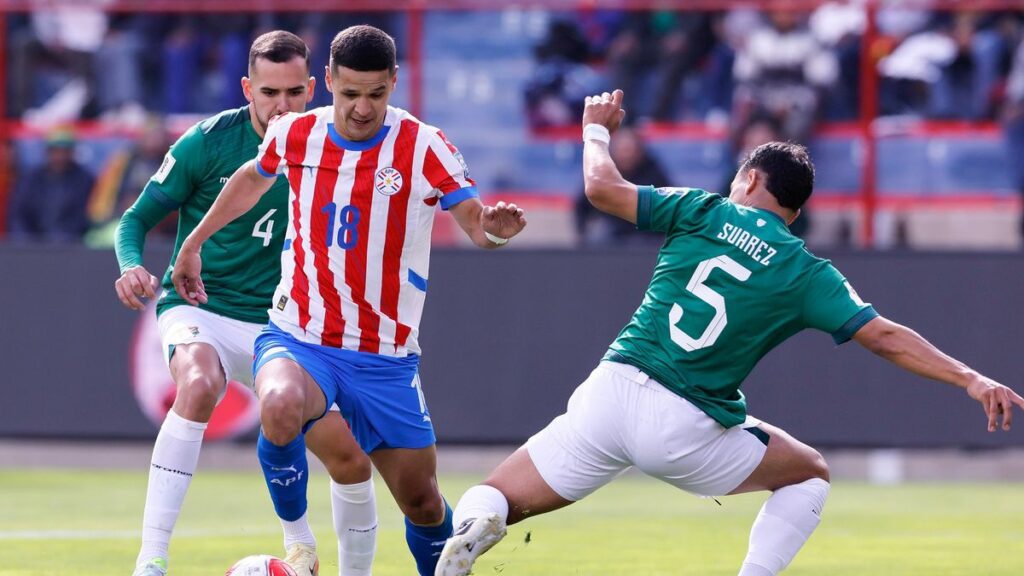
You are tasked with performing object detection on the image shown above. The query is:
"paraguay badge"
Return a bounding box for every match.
[374,167,403,196]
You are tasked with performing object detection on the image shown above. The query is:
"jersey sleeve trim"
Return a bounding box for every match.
[254,162,276,179]
[831,306,879,345]
[145,185,182,210]
[636,185,655,230]
[438,185,478,210]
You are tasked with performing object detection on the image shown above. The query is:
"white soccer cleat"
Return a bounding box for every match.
[435,513,507,576]
[284,542,319,576]
[131,557,167,576]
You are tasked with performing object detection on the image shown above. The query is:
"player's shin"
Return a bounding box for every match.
[739,478,830,576]
[451,484,510,527]
[332,478,378,576]
[436,486,510,576]
[258,432,312,525]
[405,499,453,576]
[137,410,207,567]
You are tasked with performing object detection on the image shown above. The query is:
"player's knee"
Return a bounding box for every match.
[323,449,372,484]
[804,449,829,483]
[175,372,224,414]
[398,487,445,526]
[259,387,305,443]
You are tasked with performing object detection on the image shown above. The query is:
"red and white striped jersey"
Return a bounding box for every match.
[255,105,477,357]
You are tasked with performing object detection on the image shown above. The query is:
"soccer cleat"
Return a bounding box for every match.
[435,513,507,576]
[131,557,167,576]
[284,542,319,576]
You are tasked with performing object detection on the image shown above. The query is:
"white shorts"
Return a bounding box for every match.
[157,305,263,389]
[526,361,769,500]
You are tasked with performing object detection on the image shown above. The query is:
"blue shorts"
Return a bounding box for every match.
[253,322,435,453]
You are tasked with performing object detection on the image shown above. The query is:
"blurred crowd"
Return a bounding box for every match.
[1,9,397,245]
[3,4,1024,247]
[528,6,1024,130]
[6,9,398,122]
[529,4,1024,246]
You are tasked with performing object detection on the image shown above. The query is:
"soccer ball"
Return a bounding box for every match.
[225,555,297,576]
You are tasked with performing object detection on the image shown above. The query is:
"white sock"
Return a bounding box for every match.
[331,478,378,576]
[452,484,510,528]
[739,478,830,576]
[136,410,207,566]
[281,511,317,549]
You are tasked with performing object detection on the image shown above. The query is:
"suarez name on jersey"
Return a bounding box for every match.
[254,105,477,358]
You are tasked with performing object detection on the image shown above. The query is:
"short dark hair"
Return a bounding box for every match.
[739,142,815,210]
[330,25,397,74]
[249,30,310,72]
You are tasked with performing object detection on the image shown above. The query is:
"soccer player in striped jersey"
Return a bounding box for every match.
[114,31,378,576]
[170,25,527,576]
[437,90,1024,576]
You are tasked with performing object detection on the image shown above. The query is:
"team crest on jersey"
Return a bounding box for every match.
[374,167,403,196]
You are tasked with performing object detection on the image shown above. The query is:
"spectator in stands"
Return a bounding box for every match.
[809,1,866,120]
[92,14,149,123]
[8,4,108,122]
[8,128,95,243]
[732,8,837,143]
[879,10,1018,120]
[524,18,603,129]
[701,9,762,127]
[1004,37,1024,241]
[85,117,175,247]
[604,11,716,122]
[928,10,1016,120]
[575,126,668,245]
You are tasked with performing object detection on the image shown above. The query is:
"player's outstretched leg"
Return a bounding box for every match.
[437,447,574,576]
[436,484,510,576]
[729,421,830,576]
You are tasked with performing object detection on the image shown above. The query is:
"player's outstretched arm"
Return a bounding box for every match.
[171,160,275,305]
[853,316,1024,432]
[449,198,527,249]
[582,89,638,224]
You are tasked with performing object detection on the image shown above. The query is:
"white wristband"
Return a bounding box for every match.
[484,231,509,246]
[582,123,611,145]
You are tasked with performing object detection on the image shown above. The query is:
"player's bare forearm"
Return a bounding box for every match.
[583,141,638,224]
[181,160,272,254]
[854,315,1024,431]
[853,316,975,388]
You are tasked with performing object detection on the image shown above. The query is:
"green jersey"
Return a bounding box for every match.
[605,186,877,428]
[115,106,288,324]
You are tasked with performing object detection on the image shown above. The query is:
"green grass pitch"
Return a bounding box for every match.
[1,468,1022,575]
